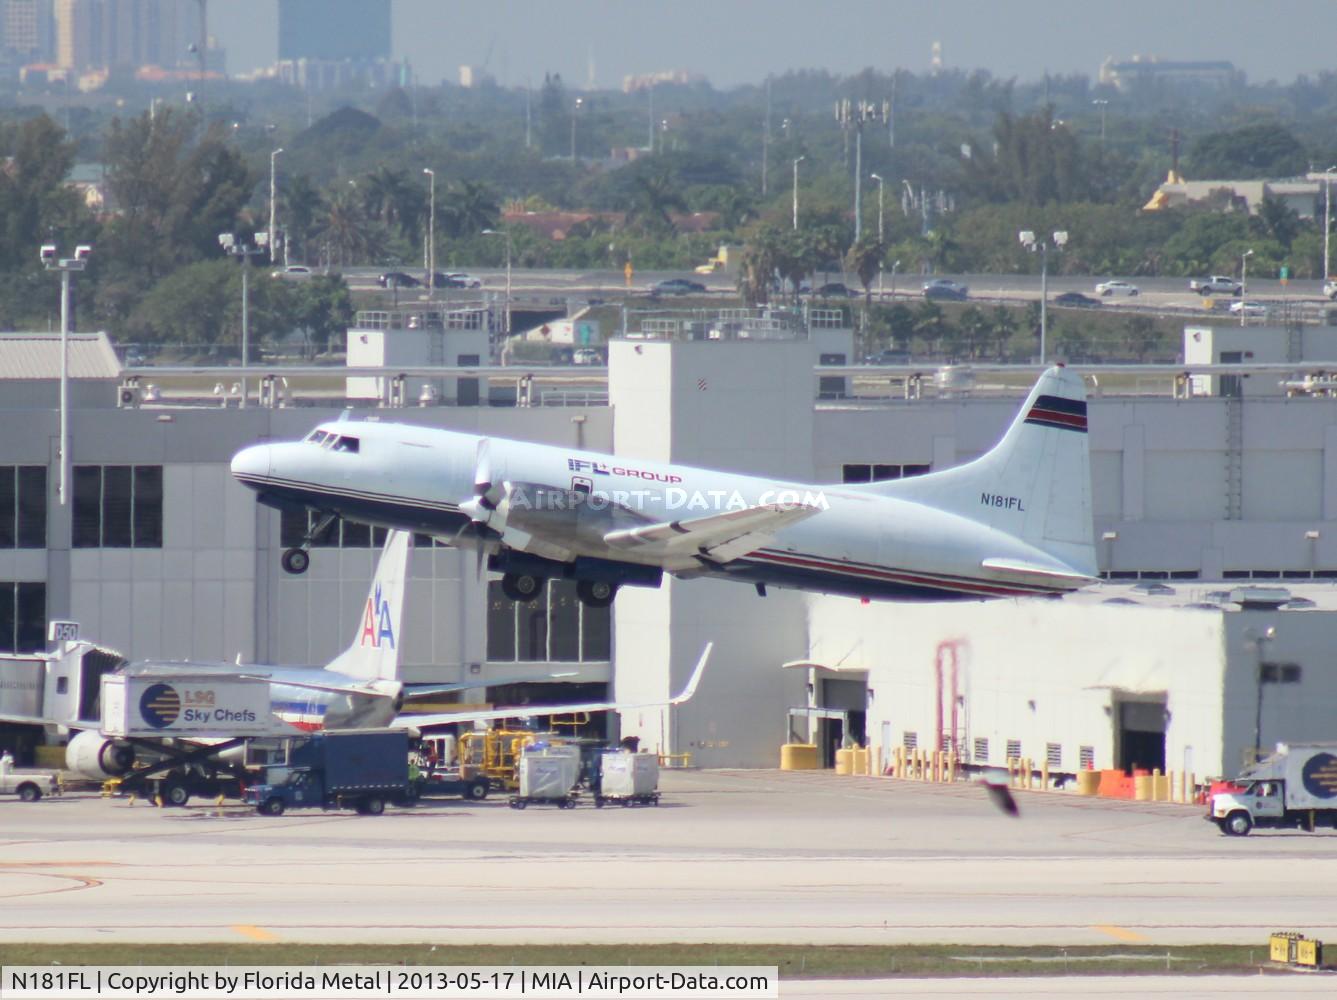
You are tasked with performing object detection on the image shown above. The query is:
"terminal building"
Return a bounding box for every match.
[2,309,1337,781]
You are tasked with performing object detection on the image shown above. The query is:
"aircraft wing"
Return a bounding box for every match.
[403,670,583,701]
[395,642,712,730]
[0,711,63,727]
[980,557,1096,587]
[602,504,820,564]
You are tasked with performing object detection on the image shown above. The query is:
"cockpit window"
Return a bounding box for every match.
[306,430,331,445]
[332,435,360,453]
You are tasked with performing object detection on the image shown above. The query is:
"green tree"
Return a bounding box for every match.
[1256,195,1299,250]
[315,188,385,267]
[1188,124,1308,180]
[958,305,992,360]
[282,175,325,265]
[440,180,500,239]
[1125,315,1161,362]
[990,305,1018,360]
[292,275,354,356]
[844,236,884,306]
[913,299,948,356]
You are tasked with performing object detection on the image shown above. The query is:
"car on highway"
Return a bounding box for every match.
[1325,279,1337,300]
[813,282,858,298]
[572,348,603,366]
[446,272,483,289]
[378,271,421,289]
[272,265,313,280]
[1053,291,1103,309]
[921,278,968,301]
[651,278,707,296]
[1228,300,1267,317]
[1190,275,1243,296]
[1095,279,1139,297]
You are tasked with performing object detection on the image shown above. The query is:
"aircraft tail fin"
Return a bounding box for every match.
[850,366,1096,577]
[325,529,412,681]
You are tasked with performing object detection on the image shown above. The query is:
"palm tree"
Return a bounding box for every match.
[624,167,688,235]
[738,225,786,305]
[361,166,411,232]
[282,174,324,265]
[844,236,885,307]
[440,180,499,238]
[315,188,382,268]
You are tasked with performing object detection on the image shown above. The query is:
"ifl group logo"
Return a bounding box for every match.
[360,583,396,649]
[139,682,181,728]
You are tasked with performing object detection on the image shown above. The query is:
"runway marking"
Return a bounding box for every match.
[231,925,279,942]
[1092,924,1150,943]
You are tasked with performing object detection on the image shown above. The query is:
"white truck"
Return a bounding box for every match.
[0,752,60,802]
[1189,275,1243,296]
[1208,743,1337,835]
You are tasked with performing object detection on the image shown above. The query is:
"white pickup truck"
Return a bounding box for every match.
[1324,279,1337,300]
[1208,742,1337,835]
[1189,275,1243,296]
[0,754,60,802]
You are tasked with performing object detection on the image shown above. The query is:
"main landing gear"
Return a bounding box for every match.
[281,513,336,576]
[499,572,618,608]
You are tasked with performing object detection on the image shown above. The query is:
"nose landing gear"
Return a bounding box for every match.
[281,512,337,576]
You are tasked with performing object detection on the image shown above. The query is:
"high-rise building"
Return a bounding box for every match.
[53,0,200,72]
[3,0,54,61]
[278,0,389,62]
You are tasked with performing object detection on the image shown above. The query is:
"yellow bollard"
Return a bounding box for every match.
[893,746,904,779]
[1041,758,1050,791]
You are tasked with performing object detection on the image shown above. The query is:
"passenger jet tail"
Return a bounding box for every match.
[852,366,1096,579]
[324,529,411,682]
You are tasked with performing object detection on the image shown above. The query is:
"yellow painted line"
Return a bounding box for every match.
[1093,924,1150,943]
[231,925,279,942]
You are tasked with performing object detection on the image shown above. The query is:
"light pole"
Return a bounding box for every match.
[40,242,90,505]
[792,155,805,231]
[570,96,584,160]
[1241,248,1254,327]
[1247,625,1276,760]
[219,232,268,406]
[268,147,284,264]
[1323,166,1335,284]
[482,228,512,350]
[422,167,435,296]
[871,173,885,295]
[1019,230,1068,365]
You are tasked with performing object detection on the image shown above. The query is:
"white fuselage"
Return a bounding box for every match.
[233,421,1081,601]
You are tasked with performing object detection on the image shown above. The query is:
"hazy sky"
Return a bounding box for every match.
[213,1,1336,90]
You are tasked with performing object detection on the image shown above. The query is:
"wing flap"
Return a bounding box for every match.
[981,557,1095,586]
[603,504,818,563]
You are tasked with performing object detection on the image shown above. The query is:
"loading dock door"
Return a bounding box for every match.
[1116,698,1167,773]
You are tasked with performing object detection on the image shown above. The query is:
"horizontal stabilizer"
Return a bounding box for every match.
[397,642,712,730]
[603,504,819,563]
[980,557,1097,586]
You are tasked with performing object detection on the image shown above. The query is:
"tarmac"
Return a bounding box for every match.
[3,768,1336,953]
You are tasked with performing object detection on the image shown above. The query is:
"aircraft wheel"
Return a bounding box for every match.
[281,548,310,575]
[577,579,617,608]
[17,783,41,802]
[501,573,543,602]
[162,780,190,807]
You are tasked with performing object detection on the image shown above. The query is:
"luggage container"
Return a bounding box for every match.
[510,745,581,809]
[594,751,660,807]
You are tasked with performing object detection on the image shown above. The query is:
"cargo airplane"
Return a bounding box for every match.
[231,366,1097,608]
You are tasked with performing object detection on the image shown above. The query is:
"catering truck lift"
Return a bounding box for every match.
[1208,743,1337,835]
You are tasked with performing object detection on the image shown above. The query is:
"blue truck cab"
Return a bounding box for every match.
[244,728,416,816]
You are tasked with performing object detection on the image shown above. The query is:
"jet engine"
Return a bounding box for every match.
[65,730,135,778]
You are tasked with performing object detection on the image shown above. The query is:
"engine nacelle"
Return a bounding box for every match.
[65,730,135,778]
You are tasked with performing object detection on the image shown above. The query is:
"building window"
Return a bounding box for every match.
[0,582,46,653]
[0,466,46,549]
[902,731,918,750]
[71,466,162,548]
[1046,743,1062,769]
[1079,745,1095,770]
[841,463,931,484]
[973,737,989,762]
[1260,662,1302,684]
[1006,738,1022,761]
[485,579,611,663]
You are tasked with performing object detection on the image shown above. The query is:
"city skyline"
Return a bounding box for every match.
[206,0,1336,90]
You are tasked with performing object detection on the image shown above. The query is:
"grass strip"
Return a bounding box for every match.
[0,943,1302,978]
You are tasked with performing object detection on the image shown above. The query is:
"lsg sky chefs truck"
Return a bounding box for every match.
[1209,744,1337,836]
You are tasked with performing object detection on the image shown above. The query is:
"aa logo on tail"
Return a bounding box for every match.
[360,583,396,649]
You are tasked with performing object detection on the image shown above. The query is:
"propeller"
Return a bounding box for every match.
[454,438,504,579]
